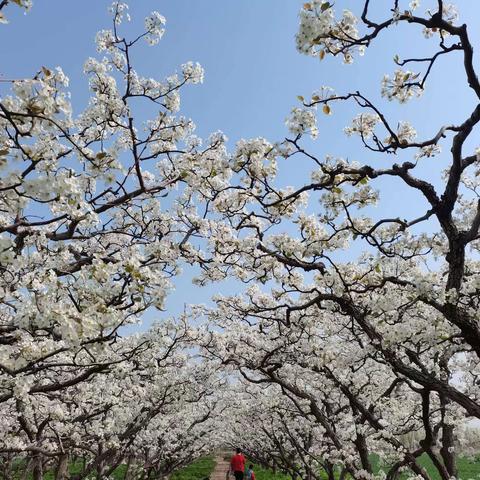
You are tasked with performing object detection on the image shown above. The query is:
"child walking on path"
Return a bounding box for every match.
[246,464,256,480]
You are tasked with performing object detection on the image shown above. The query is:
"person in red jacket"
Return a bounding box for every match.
[230,448,246,480]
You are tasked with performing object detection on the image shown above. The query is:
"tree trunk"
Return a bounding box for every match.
[1,456,13,480]
[124,455,133,480]
[354,432,372,473]
[439,356,458,478]
[56,453,70,480]
[440,423,457,478]
[339,467,348,480]
[96,462,103,480]
[32,456,43,480]
[323,461,336,480]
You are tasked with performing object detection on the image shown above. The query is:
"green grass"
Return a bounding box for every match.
[5,454,480,480]
[5,458,136,480]
[370,453,480,480]
[171,456,216,480]
[457,456,480,480]
[241,454,480,480]
[252,463,291,480]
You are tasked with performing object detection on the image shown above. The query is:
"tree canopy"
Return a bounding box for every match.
[1,1,480,480]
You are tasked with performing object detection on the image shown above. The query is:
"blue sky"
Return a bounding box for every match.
[1,1,479,329]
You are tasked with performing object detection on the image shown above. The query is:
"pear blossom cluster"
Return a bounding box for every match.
[286,106,319,138]
[144,11,166,45]
[344,113,380,139]
[381,69,423,103]
[296,2,362,64]
[182,61,205,84]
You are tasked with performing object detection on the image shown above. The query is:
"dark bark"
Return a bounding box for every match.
[440,423,457,478]
[353,433,372,474]
[55,454,69,480]
[32,456,43,480]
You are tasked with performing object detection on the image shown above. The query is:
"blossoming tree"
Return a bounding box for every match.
[0,2,229,478]
[197,1,480,478]
[0,0,229,404]
[0,320,224,479]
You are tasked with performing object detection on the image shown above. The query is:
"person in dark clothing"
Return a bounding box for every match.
[230,448,245,480]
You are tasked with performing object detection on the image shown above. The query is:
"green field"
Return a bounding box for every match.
[252,463,291,480]
[5,455,215,480]
[245,454,480,480]
[6,459,127,480]
[172,456,217,480]
[372,454,480,480]
[5,453,480,480]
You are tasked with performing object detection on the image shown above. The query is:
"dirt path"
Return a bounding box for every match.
[211,453,230,480]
